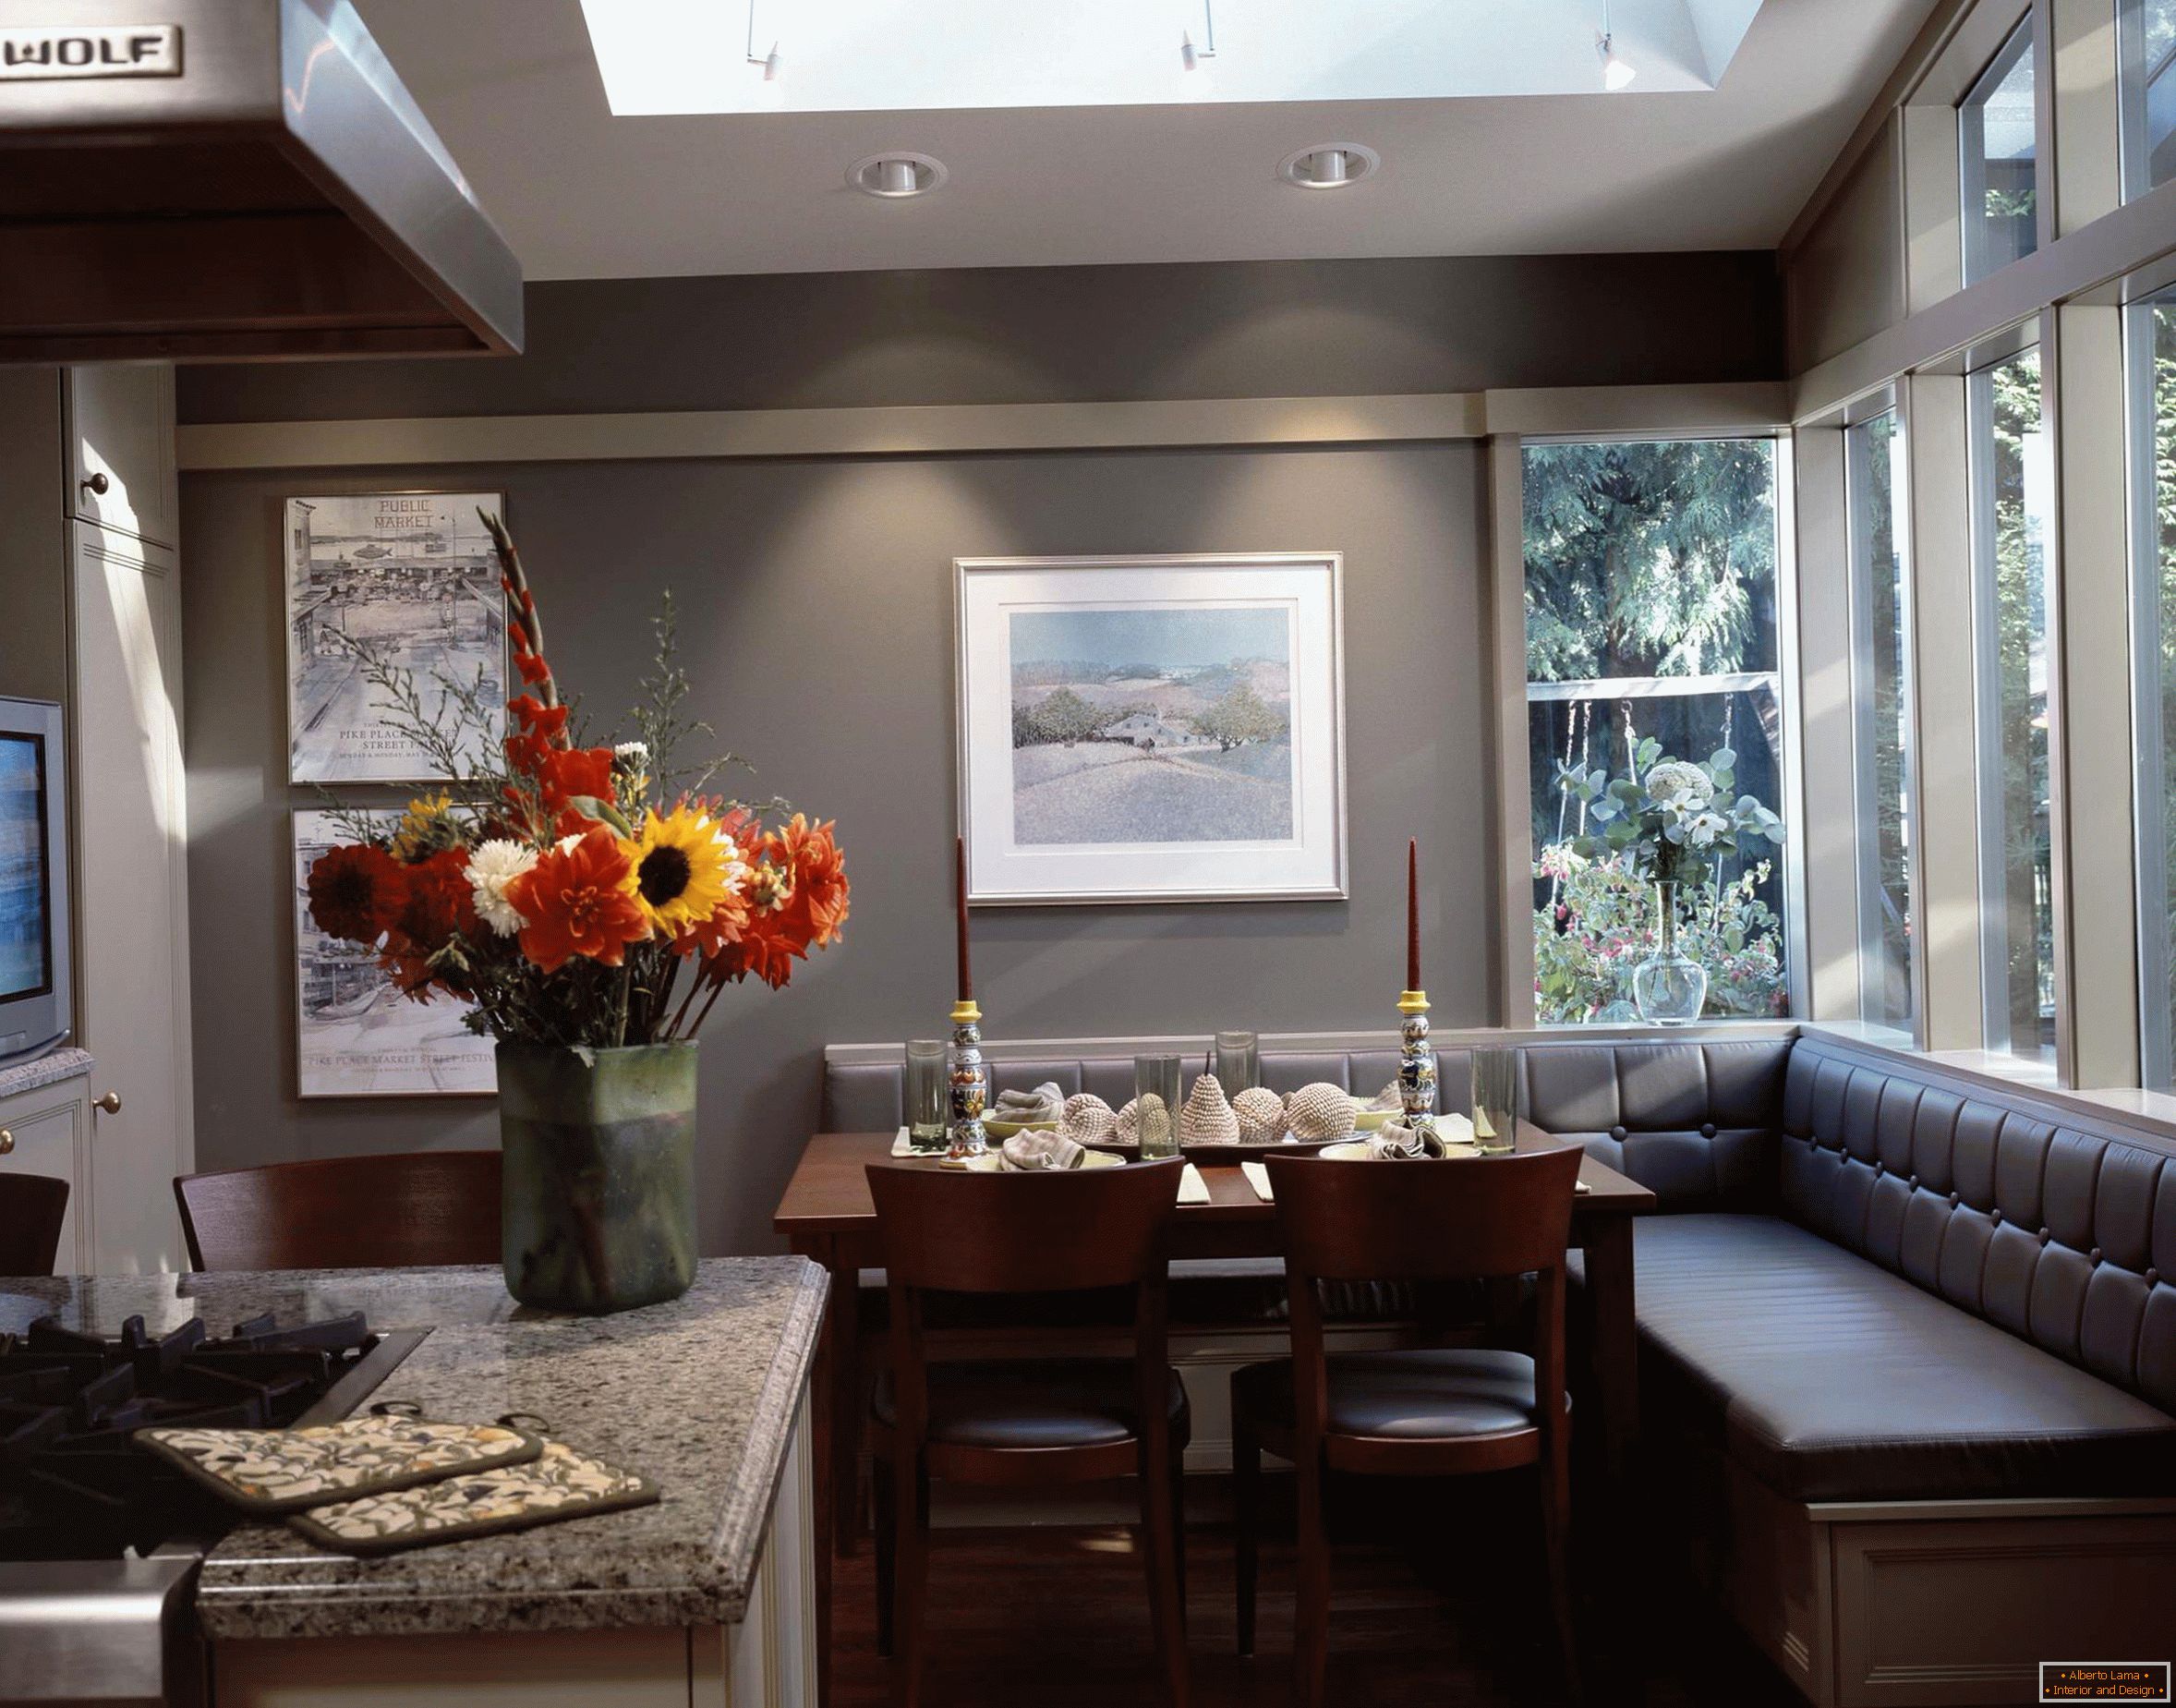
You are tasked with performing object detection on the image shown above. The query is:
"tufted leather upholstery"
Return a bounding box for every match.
[1779,1036,2176,1413]
[871,1359,1189,1450]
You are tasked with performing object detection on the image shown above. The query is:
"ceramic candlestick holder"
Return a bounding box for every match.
[947,1000,989,1159]
[1396,987,1438,1150]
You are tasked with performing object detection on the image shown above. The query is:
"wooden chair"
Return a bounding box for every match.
[174,1150,502,1271]
[0,1172,70,1275]
[864,1157,1191,1708]
[1234,1145,1585,1708]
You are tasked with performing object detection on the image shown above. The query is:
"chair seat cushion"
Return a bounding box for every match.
[1231,1349,1541,1440]
[1602,1215,2176,1502]
[872,1359,1188,1450]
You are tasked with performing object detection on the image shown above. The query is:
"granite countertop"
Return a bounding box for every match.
[0,1046,91,1100]
[0,1257,828,1641]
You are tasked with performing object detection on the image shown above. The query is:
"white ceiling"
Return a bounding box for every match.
[353,0,1940,281]
[580,0,1766,115]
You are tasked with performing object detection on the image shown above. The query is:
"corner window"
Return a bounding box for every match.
[2119,0,2176,197]
[2130,291,2176,1086]
[1967,345,2055,1063]
[1525,440,1791,1024]
[1845,409,1916,1033]
[1960,19,2038,286]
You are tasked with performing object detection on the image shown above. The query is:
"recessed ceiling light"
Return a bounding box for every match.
[1279,144,1379,189]
[848,152,949,199]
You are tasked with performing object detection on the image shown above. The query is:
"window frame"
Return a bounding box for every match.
[2124,285,2176,1087]
[1957,14,2040,288]
[2118,0,2176,202]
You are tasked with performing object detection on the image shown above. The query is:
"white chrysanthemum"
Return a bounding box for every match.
[467,839,538,937]
[613,740,649,764]
[1644,760,1714,811]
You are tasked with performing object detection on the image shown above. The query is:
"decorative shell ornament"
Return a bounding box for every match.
[1232,1086,1286,1145]
[1283,1082,1359,1143]
[1179,1074,1240,1147]
[1058,1093,1117,1144]
[1366,1081,1404,1112]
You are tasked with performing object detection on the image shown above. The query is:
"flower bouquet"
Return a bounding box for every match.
[1553,738,1781,1023]
[304,515,847,1310]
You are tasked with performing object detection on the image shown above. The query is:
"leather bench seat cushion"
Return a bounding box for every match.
[1232,1348,1541,1439]
[1618,1214,2176,1502]
[871,1359,1188,1449]
[855,1261,1457,1330]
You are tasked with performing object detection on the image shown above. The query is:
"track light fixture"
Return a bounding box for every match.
[1180,0,1217,82]
[1595,0,1636,90]
[745,2,783,107]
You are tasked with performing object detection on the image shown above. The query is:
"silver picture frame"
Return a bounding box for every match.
[956,551,1348,906]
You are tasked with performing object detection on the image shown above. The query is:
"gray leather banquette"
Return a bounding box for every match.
[825,1031,2176,1504]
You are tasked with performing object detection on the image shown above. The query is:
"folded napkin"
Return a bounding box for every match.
[999,1130,1087,1171]
[1367,1112,1482,1159]
[1240,1160,1274,1202]
[1179,1163,1210,1205]
[991,1082,1064,1123]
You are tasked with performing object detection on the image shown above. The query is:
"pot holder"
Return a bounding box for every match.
[287,1439,659,1556]
[135,1411,545,1515]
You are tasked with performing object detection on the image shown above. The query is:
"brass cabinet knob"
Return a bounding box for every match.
[93,1092,122,1115]
[0,1128,13,1155]
[80,471,110,497]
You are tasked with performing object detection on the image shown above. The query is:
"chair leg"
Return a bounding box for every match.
[891,1455,929,1708]
[1292,1453,1330,1708]
[871,1453,896,1660]
[1139,1438,1191,1708]
[1540,1440,1583,1708]
[1232,1410,1261,1657]
[1170,1452,1188,1621]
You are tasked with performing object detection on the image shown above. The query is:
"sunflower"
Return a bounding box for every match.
[623,806,742,939]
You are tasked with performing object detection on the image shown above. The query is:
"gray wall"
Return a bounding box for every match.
[177,252,1783,422]
[183,443,1491,1255]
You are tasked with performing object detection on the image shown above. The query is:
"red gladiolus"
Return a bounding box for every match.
[307,844,406,945]
[505,828,649,974]
[538,745,617,835]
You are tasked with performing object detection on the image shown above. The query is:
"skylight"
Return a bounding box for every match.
[579,0,1767,116]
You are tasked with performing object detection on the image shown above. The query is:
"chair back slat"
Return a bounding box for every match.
[864,1159,1184,1294]
[0,1173,70,1275]
[174,1151,502,1271]
[1260,1146,1583,1283]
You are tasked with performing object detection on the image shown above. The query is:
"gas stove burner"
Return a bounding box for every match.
[0,1310,423,1564]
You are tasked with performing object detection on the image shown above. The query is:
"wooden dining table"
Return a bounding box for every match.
[773,1122,1655,1704]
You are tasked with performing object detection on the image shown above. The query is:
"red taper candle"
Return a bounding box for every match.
[955,835,973,1002]
[1406,838,1420,992]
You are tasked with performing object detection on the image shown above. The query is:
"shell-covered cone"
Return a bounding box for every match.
[1114,1097,1140,1144]
[1179,1073,1239,1146]
[1284,1081,1358,1142]
[1366,1081,1404,1111]
[1058,1093,1117,1143]
[1233,1085,1285,1145]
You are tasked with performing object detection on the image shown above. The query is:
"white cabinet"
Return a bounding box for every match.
[66,364,177,548]
[0,1076,92,1272]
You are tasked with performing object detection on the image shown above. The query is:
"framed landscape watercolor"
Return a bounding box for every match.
[284,492,507,784]
[292,810,496,1098]
[956,553,1347,904]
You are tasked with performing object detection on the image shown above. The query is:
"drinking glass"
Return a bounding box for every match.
[1212,1030,1261,1092]
[904,1041,949,1152]
[1469,1048,1521,1156]
[1134,1054,1183,1159]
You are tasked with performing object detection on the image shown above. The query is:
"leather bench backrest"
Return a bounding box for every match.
[824,1036,1794,1212]
[1781,1035,2176,1411]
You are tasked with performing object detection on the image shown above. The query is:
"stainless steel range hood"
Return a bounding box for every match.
[0,0,523,362]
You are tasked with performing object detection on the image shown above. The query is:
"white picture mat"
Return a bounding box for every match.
[291,810,497,1098]
[958,554,1347,904]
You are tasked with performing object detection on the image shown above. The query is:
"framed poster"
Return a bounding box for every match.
[957,553,1347,905]
[292,811,496,1098]
[284,492,507,784]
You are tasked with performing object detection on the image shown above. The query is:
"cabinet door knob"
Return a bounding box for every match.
[0,1128,13,1155]
[80,471,110,497]
[93,1092,122,1115]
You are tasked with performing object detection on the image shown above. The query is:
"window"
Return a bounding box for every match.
[1968,345,2055,1062]
[1846,408,1916,1033]
[1524,439,1791,1024]
[2119,0,2176,197]
[1960,19,2038,286]
[2130,291,2176,1086]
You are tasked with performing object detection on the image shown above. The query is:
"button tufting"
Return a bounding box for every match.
[2038,1227,2051,1244]
[2147,1268,2161,1287]
[1989,1209,2001,1226]
[1699,1122,1717,1138]
[2090,1247,2103,1266]
[1610,1125,1627,1142]
[1873,1161,1885,1177]
[1948,1191,1961,1207]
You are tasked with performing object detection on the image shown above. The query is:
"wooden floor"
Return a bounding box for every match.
[829,1476,1805,1708]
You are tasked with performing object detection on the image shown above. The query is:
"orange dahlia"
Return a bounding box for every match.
[504,828,650,974]
[307,844,406,945]
[771,815,849,951]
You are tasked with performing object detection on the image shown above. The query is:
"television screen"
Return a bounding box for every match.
[0,733,53,1004]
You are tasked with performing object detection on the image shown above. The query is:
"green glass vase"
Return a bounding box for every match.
[496,1040,699,1313]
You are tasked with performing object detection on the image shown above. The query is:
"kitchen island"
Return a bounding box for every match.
[0,1257,827,1707]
